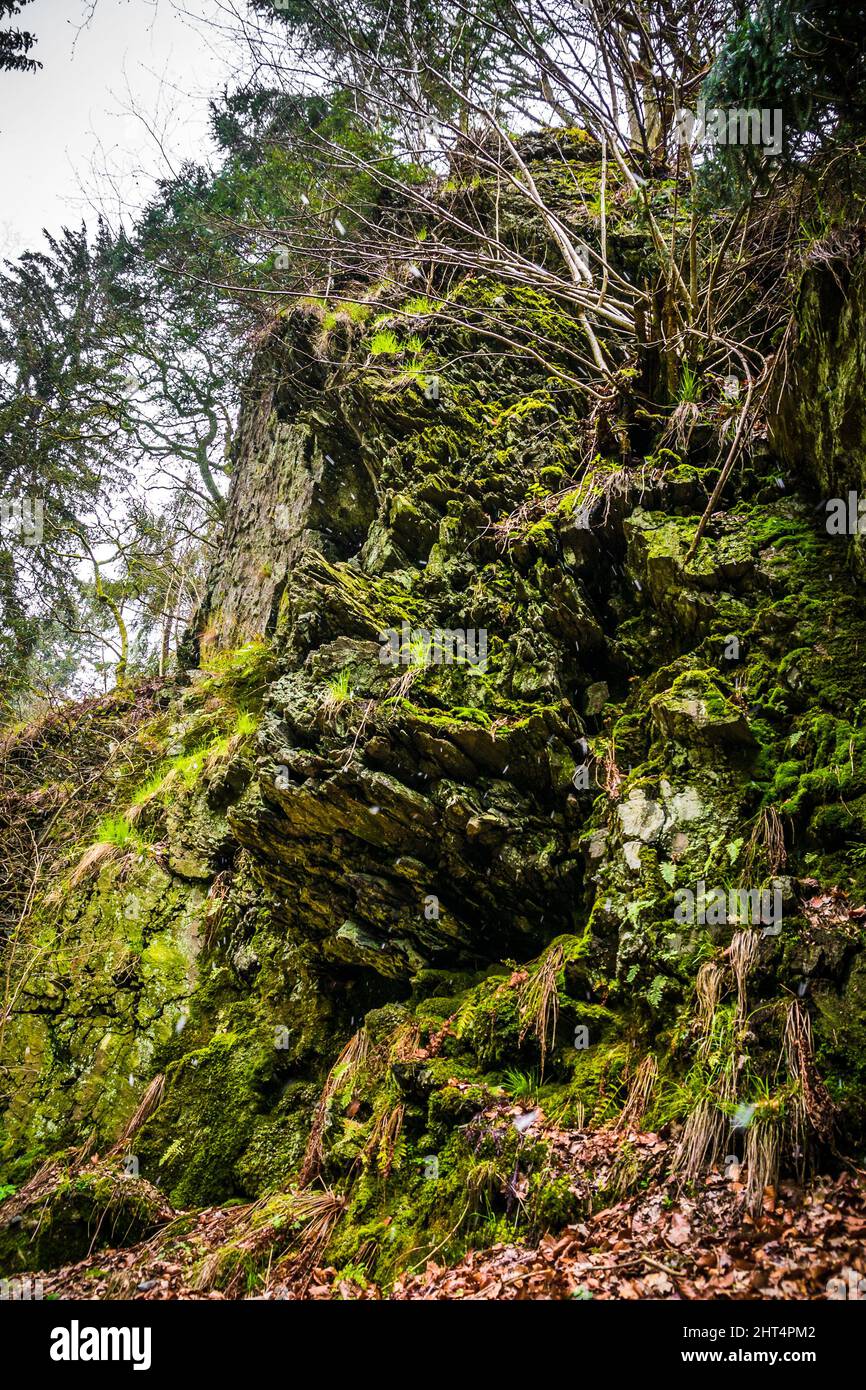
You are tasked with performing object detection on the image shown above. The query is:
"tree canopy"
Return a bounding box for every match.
[0,0,39,74]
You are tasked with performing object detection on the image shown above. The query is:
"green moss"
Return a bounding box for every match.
[0,1162,169,1275]
[6,146,866,1290]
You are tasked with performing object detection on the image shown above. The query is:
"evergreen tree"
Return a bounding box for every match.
[0,0,39,73]
[0,223,135,704]
[702,0,866,191]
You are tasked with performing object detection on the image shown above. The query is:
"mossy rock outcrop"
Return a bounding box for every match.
[0,1158,173,1275]
[3,141,866,1288]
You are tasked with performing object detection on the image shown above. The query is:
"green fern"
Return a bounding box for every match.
[501,1067,540,1103]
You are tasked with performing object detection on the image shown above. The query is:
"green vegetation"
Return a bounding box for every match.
[3,0,866,1307]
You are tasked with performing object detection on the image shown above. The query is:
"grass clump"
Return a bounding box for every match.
[369,330,401,356]
[92,814,139,848]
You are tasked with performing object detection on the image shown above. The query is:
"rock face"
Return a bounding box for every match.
[198,352,379,652]
[770,231,866,499]
[3,145,866,1286]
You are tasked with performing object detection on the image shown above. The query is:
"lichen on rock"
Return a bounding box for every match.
[3,136,866,1296]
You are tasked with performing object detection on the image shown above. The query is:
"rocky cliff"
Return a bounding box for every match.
[2,143,866,1295]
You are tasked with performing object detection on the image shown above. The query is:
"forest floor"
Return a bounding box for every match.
[20,1131,866,1301]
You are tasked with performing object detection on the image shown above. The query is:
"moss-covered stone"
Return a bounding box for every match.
[4,139,866,1289]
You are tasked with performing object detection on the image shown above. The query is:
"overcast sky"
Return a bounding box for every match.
[0,0,241,260]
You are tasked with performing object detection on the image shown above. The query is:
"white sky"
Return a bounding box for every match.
[0,0,241,260]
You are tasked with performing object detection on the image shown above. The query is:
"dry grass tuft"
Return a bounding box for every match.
[784,998,836,1149]
[695,961,724,1043]
[743,1107,782,1216]
[300,1028,370,1186]
[364,1102,405,1178]
[746,806,788,875]
[673,1097,729,1182]
[518,942,564,1076]
[109,1074,166,1154]
[616,1054,658,1130]
[67,841,120,889]
[194,1188,347,1298]
[729,929,760,1021]
[271,1188,346,1296]
[662,399,701,452]
[600,734,624,800]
